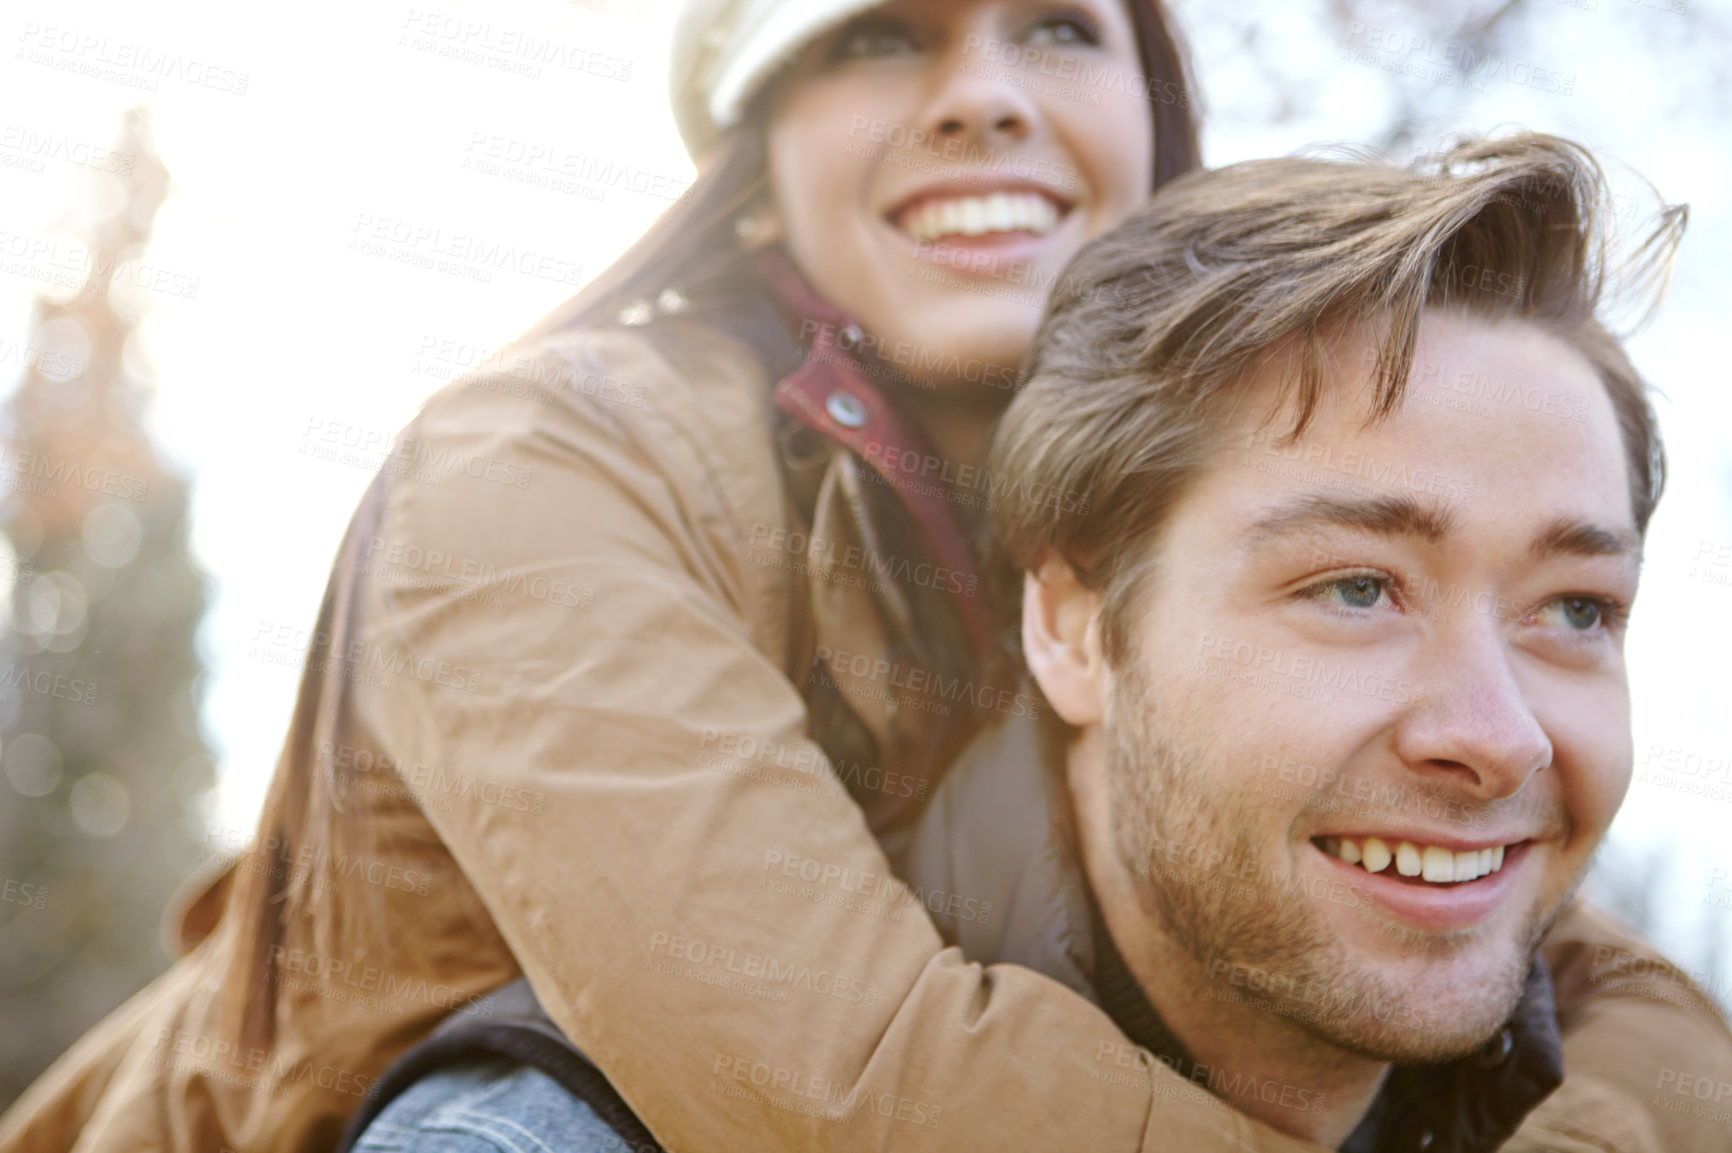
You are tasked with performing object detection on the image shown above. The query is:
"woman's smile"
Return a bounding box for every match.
[881,176,1082,281]
[888,181,1072,245]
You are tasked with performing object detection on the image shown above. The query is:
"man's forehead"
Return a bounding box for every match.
[1209,312,1636,528]
[1229,309,1612,428]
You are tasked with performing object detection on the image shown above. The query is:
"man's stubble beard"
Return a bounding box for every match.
[1102,663,1551,1064]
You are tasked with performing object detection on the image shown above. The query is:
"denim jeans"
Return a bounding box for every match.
[351,1058,650,1153]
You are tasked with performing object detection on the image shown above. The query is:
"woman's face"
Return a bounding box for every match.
[763,0,1155,393]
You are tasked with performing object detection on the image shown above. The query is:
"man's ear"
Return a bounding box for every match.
[1022,553,1106,727]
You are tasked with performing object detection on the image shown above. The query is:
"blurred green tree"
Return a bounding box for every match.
[0,107,215,1110]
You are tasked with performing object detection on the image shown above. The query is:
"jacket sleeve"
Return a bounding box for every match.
[347,326,1331,1153]
[1505,898,1732,1153]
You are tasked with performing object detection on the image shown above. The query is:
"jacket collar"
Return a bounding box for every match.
[1087,895,1564,1153]
[755,246,993,655]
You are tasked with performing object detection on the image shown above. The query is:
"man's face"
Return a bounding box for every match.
[1096,309,1639,1062]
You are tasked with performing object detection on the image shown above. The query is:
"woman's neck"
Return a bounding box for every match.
[889,381,1012,529]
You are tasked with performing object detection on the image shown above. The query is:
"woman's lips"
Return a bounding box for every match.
[1311,838,1532,932]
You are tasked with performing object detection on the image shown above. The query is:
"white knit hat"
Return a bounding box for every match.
[670,0,886,160]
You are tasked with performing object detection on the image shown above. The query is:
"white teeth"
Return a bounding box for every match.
[1034,196,1057,231]
[960,198,987,234]
[1323,836,1512,884]
[900,191,1063,243]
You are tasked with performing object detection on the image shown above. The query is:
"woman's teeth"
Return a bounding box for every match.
[900,191,1062,243]
[1322,836,1507,883]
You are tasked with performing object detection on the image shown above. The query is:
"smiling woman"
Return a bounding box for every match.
[1,4,1728,1153]
[2,1,1231,1151]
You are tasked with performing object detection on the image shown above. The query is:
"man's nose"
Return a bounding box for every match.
[1392,618,1552,801]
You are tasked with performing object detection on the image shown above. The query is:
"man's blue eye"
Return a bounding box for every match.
[1314,576,1387,610]
[1550,597,1604,631]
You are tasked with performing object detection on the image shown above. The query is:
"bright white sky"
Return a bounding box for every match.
[2,0,1729,974]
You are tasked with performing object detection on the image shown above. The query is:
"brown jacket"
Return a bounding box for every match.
[2,314,1728,1153]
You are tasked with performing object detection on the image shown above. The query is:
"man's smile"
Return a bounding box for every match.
[1315,833,1517,882]
[1310,836,1536,932]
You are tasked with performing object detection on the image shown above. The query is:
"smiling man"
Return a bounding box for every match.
[902,133,1732,1151]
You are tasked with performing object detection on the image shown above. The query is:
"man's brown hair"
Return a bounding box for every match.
[989,132,1685,666]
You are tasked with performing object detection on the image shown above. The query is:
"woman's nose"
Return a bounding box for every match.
[917,40,1038,147]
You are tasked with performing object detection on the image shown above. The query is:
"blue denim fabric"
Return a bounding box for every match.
[351,1058,648,1153]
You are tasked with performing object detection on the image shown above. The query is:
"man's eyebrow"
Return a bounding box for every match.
[1529,516,1641,560]
[1243,497,1641,562]
[1244,494,1459,546]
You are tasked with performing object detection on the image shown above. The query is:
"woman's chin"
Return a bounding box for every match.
[867,313,1039,394]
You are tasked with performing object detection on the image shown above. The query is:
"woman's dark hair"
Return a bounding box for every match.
[519,0,1201,345]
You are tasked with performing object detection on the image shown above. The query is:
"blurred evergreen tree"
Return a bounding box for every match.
[0,107,215,1109]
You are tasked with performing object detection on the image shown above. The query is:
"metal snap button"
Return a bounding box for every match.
[838,324,865,350]
[826,390,868,429]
